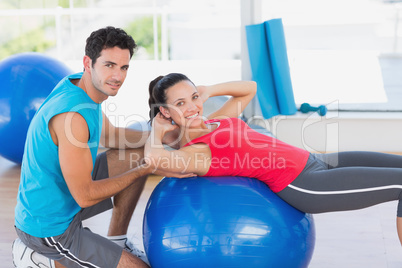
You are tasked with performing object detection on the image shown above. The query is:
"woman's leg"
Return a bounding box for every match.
[279,166,402,213]
[277,152,402,245]
[398,218,402,246]
[317,151,402,169]
[328,151,402,246]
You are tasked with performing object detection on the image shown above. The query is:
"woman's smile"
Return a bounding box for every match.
[185,112,199,119]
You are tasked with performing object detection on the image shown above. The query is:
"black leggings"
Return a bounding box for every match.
[277,152,402,217]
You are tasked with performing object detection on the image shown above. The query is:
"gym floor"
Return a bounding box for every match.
[1,154,402,268]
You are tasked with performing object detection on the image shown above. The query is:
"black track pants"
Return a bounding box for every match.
[277,152,402,216]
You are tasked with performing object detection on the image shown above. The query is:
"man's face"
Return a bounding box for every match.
[89,46,131,99]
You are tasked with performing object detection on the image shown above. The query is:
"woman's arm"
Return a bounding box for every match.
[198,81,257,120]
[145,114,210,176]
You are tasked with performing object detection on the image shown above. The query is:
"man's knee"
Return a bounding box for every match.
[105,148,145,170]
[128,149,145,169]
[118,250,149,268]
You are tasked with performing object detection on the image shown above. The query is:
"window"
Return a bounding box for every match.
[0,0,242,126]
[262,0,402,111]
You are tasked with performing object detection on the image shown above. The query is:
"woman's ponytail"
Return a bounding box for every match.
[148,76,164,123]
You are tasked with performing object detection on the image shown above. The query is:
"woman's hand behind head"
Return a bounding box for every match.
[152,112,178,134]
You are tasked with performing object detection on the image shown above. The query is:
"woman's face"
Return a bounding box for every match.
[162,80,204,128]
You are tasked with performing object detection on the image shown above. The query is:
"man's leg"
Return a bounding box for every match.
[53,250,147,268]
[105,148,147,236]
[14,210,150,268]
[13,236,147,268]
[118,251,149,268]
[53,251,148,268]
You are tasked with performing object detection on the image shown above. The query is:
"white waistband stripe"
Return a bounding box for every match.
[288,184,402,195]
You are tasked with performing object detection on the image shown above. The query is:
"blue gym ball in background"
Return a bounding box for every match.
[0,52,72,164]
[143,176,316,268]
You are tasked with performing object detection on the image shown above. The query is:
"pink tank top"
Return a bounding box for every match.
[184,118,309,192]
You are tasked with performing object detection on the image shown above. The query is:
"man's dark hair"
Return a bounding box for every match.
[85,26,137,66]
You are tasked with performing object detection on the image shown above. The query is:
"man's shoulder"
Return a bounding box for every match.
[56,72,83,90]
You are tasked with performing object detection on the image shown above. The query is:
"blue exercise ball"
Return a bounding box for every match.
[0,53,72,164]
[143,176,316,268]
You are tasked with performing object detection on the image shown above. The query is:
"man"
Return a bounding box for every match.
[13,26,151,268]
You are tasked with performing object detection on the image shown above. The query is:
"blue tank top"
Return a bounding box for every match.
[15,72,102,238]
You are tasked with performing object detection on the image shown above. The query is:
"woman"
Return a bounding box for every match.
[145,72,402,245]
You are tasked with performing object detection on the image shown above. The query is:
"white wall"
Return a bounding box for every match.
[267,112,402,153]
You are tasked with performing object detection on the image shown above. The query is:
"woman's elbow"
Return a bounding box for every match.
[249,81,257,94]
[144,151,158,170]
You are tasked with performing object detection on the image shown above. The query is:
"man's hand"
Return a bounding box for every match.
[153,168,197,178]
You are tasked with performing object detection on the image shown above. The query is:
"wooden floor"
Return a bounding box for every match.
[2,154,402,267]
[0,157,21,267]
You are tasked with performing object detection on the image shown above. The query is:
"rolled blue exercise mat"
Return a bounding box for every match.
[264,18,297,115]
[246,22,279,118]
[246,18,297,119]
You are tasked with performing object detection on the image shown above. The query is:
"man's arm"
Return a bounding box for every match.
[101,112,181,149]
[50,112,152,208]
[100,112,150,149]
